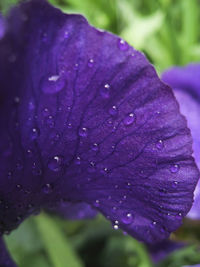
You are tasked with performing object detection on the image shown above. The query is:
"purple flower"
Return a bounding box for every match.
[0,0,199,264]
[0,237,17,267]
[149,240,184,263]
[162,64,200,219]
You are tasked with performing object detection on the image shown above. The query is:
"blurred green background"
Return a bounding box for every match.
[1,0,200,266]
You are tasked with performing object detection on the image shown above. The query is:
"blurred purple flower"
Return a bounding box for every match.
[149,239,184,263]
[0,0,199,265]
[0,237,16,267]
[162,64,200,219]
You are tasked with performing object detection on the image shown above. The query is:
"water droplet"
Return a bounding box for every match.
[16,216,22,222]
[27,149,33,157]
[42,108,49,117]
[7,171,12,179]
[16,184,22,190]
[151,221,157,227]
[121,212,133,224]
[78,127,88,137]
[64,31,69,39]
[100,84,110,98]
[100,167,109,175]
[109,105,118,116]
[123,113,135,126]
[88,58,94,68]
[14,96,20,104]
[74,63,79,70]
[67,122,72,129]
[156,140,164,150]
[75,156,81,165]
[94,199,100,207]
[87,162,96,173]
[112,206,117,211]
[42,74,65,94]
[175,212,182,220]
[170,164,180,173]
[48,156,63,172]
[28,101,35,111]
[31,127,40,140]
[16,162,23,171]
[91,143,99,152]
[45,115,55,128]
[172,181,178,188]
[113,224,119,230]
[42,183,53,194]
[118,39,129,51]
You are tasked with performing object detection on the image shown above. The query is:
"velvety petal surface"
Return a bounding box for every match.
[0,237,16,267]
[162,64,200,219]
[47,202,97,220]
[0,0,198,244]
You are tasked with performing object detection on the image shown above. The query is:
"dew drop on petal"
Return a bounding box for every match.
[78,127,88,137]
[30,127,40,140]
[94,199,100,207]
[42,74,65,94]
[91,143,99,152]
[113,224,119,230]
[121,212,133,224]
[75,156,81,165]
[48,155,63,172]
[172,181,178,188]
[42,183,53,194]
[28,101,35,111]
[100,84,110,98]
[64,31,69,39]
[7,171,12,179]
[150,221,157,228]
[109,105,118,116]
[170,164,180,173]
[42,107,49,117]
[16,184,22,190]
[156,139,164,150]
[88,58,94,68]
[118,39,129,51]
[175,212,182,220]
[123,113,135,126]
[45,115,55,128]
[16,162,23,171]
[14,96,20,104]
[74,63,79,70]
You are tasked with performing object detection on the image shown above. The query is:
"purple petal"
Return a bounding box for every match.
[0,0,198,244]
[47,202,97,220]
[0,237,17,267]
[0,13,5,39]
[162,64,200,219]
[148,239,184,263]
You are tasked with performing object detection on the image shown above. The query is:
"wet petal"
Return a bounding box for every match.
[47,202,97,220]
[162,64,200,219]
[0,0,198,244]
[0,237,17,267]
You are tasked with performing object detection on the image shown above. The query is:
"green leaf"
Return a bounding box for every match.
[34,213,84,267]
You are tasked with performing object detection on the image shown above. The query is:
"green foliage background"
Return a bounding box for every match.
[1,0,200,266]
